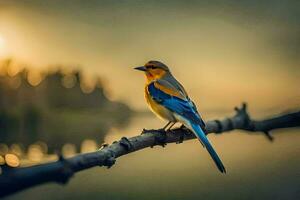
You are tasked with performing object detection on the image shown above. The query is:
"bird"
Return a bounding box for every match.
[134,60,226,173]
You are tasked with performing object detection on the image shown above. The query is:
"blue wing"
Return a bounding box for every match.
[148,81,205,128]
[148,81,226,173]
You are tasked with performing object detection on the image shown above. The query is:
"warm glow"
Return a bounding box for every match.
[28,144,44,162]
[0,143,9,155]
[62,74,77,88]
[0,155,5,165]
[80,139,98,153]
[7,63,22,77]
[27,70,43,86]
[0,35,6,56]
[5,154,20,168]
[62,143,77,157]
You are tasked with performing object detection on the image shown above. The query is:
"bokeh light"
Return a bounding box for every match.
[62,74,77,88]
[6,63,21,77]
[80,139,98,153]
[0,144,9,156]
[27,70,43,86]
[0,155,5,165]
[10,144,23,157]
[5,153,20,167]
[27,144,44,162]
[62,143,77,158]
[8,76,21,89]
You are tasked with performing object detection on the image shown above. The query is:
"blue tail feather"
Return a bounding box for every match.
[191,123,226,173]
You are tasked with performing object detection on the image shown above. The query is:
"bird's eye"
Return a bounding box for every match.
[148,66,157,69]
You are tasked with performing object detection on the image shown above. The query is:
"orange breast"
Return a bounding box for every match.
[144,85,176,122]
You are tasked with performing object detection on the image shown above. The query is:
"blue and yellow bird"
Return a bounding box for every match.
[134,60,226,173]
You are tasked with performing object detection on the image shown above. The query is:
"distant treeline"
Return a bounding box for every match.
[0,59,132,151]
[0,59,110,110]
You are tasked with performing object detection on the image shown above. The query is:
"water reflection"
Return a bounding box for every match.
[27,144,45,162]
[1,112,153,167]
[4,154,20,167]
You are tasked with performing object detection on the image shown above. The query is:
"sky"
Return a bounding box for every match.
[0,0,299,111]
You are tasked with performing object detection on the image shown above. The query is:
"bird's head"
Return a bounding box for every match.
[134,60,170,81]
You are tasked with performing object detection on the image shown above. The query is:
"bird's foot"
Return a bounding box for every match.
[179,124,186,129]
[176,126,186,144]
[175,125,193,144]
[182,125,195,134]
[176,132,185,144]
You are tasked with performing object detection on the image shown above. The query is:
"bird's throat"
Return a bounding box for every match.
[145,71,167,83]
[145,73,155,82]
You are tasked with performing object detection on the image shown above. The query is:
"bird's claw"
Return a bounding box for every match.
[103,155,116,169]
[179,124,189,131]
[176,126,188,144]
[176,132,185,144]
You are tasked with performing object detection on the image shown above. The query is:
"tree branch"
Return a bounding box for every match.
[0,103,299,197]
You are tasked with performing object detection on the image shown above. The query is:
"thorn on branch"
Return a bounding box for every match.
[234,102,248,115]
[242,102,247,111]
[99,143,109,150]
[234,102,254,130]
[119,137,133,151]
[263,131,274,142]
[56,154,74,184]
[141,128,155,135]
[141,128,156,134]
[214,120,223,133]
[102,151,116,169]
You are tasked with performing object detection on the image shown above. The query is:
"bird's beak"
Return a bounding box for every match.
[134,66,147,71]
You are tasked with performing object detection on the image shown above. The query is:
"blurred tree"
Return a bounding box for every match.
[0,60,132,152]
